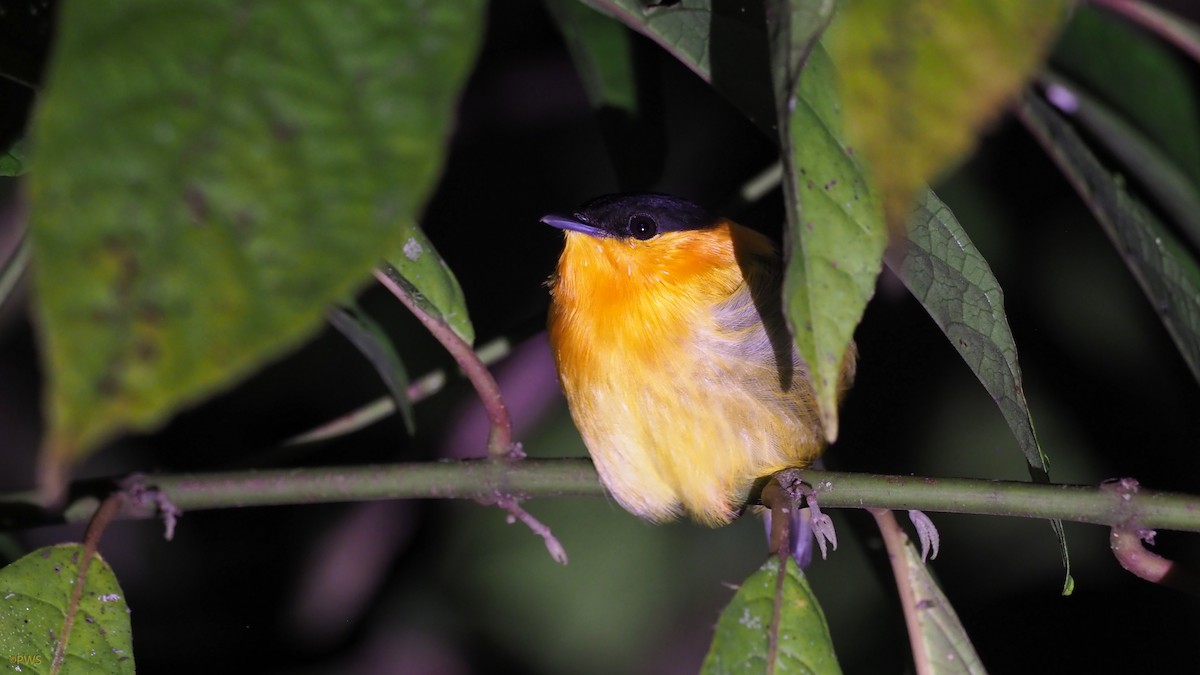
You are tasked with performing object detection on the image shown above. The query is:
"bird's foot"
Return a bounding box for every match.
[761,468,838,566]
[908,509,939,562]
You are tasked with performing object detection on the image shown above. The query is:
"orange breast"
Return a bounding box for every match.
[547,220,828,525]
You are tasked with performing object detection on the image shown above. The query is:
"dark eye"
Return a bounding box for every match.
[628,214,658,240]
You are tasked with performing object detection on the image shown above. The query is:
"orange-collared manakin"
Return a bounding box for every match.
[544,193,856,527]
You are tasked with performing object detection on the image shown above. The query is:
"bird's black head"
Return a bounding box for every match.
[541,193,718,241]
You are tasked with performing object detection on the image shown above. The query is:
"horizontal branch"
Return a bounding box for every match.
[0,459,603,529]
[1,461,1198,534]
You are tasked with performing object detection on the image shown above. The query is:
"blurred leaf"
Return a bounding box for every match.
[1041,73,1200,254]
[1021,93,1200,384]
[383,232,475,346]
[769,3,884,443]
[0,544,134,674]
[0,138,26,176]
[1052,5,1200,185]
[824,1,1071,230]
[574,0,711,74]
[327,302,415,435]
[544,0,665,189]
[547,0,634,109]
[702,556,842,675]
[28,1,484,489]
[895,189,1071,592]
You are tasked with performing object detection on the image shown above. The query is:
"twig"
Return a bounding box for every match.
[373,267,520,459]
[52,493,123,675]
[1104,477,1200,595]
[493,495,568,564]
[758,477,792,674]
[1090,0,1200,64]
[768,556,787,675]
[283,336,512,446]
[759,477,792,558]
[120,474,182,540]
[0,459,603,529]
[870,509,932,675]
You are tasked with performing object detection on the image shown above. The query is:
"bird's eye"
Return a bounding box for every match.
[628,214,658,240]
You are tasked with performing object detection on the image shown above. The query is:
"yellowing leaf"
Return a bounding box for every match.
[825,1,1071,230]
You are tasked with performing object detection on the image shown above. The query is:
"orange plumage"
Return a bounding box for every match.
[545,194,855,526]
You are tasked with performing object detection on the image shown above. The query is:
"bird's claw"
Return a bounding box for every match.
[767,468,838,563]
[908,509,940,562]
[808,499,838,560]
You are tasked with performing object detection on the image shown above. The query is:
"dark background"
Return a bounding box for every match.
[2,1,1199,673]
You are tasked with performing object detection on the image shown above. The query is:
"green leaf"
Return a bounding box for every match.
[0,544,135,674]
[0,139,26,176]
[770,7,885,443]
[702,556,842,675]
[384,232,475,346]
[1051,5,1200,186]
[1020,94,1200,385]
[895,191,1048,476]
[823,1,1071,229]
[894,189,1071,593]
[904,564,983,673]
[327,302,415,435]
[28,1,484,489]
[892,527,985,674]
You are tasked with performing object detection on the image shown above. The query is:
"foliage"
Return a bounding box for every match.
[1,0,1199,672]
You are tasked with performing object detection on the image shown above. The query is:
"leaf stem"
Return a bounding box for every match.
[493,495,569,564]
[1090,0,1200,65]
[373,267,518,459]
[53,492,123,675]
[283,335,512,446]
[870,509,932,675]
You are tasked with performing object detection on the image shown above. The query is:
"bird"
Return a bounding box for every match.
[544,193,856,528]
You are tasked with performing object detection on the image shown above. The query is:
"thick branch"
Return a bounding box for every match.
[2,464,1199,534]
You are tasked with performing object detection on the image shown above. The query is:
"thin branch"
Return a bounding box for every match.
[1105,477,1200,595]
[52,493,123,675]
[870,509,932,675]
[493,495,569,564]
[2,466,1199,536]
[373,267,519,459]
[283,335,512,446]
[1090,0,1200,64]
[767,556,787,675]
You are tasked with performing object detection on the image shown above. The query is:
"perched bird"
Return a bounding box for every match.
[544,193,856,527]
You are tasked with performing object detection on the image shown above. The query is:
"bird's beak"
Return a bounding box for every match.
[541,213,608,238]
